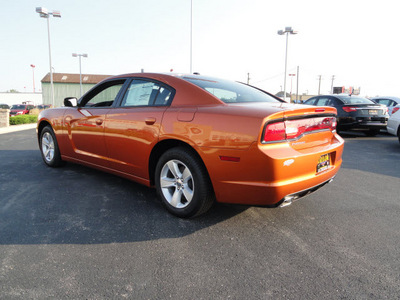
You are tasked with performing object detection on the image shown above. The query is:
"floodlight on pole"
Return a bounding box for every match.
[36,7,61,107]
[277,26,297,102]
[72,53,88,97]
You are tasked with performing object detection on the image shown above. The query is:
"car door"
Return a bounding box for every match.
[104,79,174,179]
[63,79,127,167]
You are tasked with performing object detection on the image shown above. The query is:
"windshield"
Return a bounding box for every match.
[11,105,26,109]
[337,96,375,105]
[182,76,280,103]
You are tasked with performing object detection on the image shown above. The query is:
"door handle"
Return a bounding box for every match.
[145,117,156,125]
[95,119,103,125]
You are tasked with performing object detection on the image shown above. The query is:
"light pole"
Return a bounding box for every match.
[36,7,61,107]
[72,53,88,97]
[277,27,297,102]
[289,73,295,102]
[30,64,36,93]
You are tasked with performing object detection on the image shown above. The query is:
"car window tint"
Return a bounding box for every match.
[376,99,390,106]
[83,81,125,107]
[316,98,331,106]
[154,87,172,106]
[121,80,172,107]
[337,96,374,105]
[304,99,316,105]
[182,77,280,103]
[205,88,237,102]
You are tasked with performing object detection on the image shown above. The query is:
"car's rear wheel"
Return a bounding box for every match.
[155,147,214,218]
[365,128,380,136]
[40,125,64,167]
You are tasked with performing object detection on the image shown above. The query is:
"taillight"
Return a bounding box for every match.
[263,121,286,142]
[342,106,357,112]
[392,107,400,114]
[263,117,337,143]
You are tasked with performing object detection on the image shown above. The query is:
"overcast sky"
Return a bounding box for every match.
[1,0,399,97]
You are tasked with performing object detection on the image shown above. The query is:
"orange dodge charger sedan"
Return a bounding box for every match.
[37,73,344,218]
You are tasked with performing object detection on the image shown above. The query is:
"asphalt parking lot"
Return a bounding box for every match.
[1,128,400,299]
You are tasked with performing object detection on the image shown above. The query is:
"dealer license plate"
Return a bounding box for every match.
[316,153,330,174]
[369,110,378,115]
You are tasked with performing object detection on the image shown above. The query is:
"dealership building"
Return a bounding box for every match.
[41,73,112,107]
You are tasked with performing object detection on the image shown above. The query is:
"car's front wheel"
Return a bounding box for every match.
[40,125,64,167]
[155,147,214,218]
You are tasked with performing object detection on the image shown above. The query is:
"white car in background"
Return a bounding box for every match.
[371,96,400,115]
[387,104,400,143]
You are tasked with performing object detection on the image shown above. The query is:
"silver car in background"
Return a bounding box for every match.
[387,104,400,143]
[371,96,400,115]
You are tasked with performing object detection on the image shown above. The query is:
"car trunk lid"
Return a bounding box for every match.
[262,106,338,150]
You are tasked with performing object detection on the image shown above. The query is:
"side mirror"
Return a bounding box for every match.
[64,97,77,107]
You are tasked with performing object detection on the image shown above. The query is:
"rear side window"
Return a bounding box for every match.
[303,98,316,105]
[121,80,172,107]
[182,77,280,103]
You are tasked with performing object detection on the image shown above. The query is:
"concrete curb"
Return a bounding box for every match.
[0,123,37,135]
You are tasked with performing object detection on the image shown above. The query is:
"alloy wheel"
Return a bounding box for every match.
[159,159,194,209]
[41,132,55,163]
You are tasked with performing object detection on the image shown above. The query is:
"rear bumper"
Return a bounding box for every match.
[338,116,388,130]
[278,176,335,207]
[202,132,344,206]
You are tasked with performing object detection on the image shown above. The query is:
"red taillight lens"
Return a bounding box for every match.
[263,121,286,142]
[392,107,400,114]
[342,106,357,112]
[263,117,337,143]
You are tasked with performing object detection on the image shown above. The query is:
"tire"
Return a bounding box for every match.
[39,125,64,167]
[365,128,380,137]
[155,147,215,218]
[397,128,400,144]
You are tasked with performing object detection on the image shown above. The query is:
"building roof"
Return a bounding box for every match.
[41,73,112,84]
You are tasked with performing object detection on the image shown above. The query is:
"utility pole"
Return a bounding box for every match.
[247,73,250,85]
[330,75,335,94]
[318,75,322,95]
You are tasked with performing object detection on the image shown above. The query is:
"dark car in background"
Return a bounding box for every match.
[9,104,35,117]
[370,96,400,115]
[303,95,389,136]
[0,103,10,109]
[36,104,52,110]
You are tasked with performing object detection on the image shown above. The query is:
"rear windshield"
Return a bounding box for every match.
[182,77,280,103]
[336,96,375,105]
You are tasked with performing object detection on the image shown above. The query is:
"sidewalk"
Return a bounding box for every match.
[0,123,37,135]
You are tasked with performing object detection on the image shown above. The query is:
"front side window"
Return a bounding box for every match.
[81,80,125,107]
[121,80,172,107]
